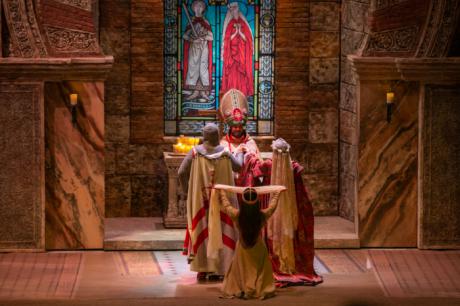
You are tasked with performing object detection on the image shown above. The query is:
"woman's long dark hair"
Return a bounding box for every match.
[238,200,264,248]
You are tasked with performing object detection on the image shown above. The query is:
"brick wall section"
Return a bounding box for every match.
[100,0,132,217]
[102,0,168,217]
[131,0,164,144]
[129,0,168,216]
[339,0,370,221]
[275,0,310,144]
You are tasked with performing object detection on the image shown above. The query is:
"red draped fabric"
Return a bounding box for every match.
[236,153,323,286]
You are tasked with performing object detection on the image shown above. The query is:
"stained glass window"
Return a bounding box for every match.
[164,0,275,135]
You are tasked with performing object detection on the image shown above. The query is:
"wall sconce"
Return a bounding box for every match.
[70,93,78,126]
[386,91,395,123]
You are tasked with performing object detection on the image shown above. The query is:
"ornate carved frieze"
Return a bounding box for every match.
[53,0,92,11]
[2,0,48,57]
[366,26,419,54]
[44,26,99,53]
[363,0,460,57]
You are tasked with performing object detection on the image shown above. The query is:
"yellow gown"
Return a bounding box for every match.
[218,189,281,299]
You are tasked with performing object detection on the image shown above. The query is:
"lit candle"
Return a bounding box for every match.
[70,94,78,106]
[386,92,395,104]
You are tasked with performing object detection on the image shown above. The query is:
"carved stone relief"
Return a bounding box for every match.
[44,26,98,53]
[2,0,48,57]
[363,0,460,57]
[366,26,419,53]
[54,0,92,11]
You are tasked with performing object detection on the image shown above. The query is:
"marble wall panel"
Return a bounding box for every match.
[341,27,366,56]
[310,2,340,31]
[358,81,418,247]
[340,82,357,113]
[310,58,339,84]
[45,82,104,249]
[304,174,339,215]
[305,144,338,174]
[340,172,356,221]
[105,142,117,175]
[340,58,358,86]
[340,141,357,176]
[310,31,340,58]
[131,175,166,217]
[308,86,339,108]
[308,109,338,143]
[0,83,44,251]
[342,1,369,33]
[340,109,358,144]
[105,115,130,144]
[105,175,131,217]
[340,0,370,225]
[420,85,460,249]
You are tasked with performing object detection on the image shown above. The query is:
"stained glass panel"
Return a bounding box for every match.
[164,0,275,135]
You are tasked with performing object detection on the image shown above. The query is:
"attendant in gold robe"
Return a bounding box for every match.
[178,123,243,280]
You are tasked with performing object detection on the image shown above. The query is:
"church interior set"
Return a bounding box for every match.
[0,0,459,305]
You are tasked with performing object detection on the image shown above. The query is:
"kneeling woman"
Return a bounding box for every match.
[214,184,286,299]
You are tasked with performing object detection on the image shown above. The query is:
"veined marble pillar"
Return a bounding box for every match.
[45,82,105,249]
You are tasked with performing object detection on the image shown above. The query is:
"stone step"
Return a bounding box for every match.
[104,216,359,250]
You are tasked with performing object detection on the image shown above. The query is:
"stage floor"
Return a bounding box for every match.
[104,216,359,250]
[0,249,459,305]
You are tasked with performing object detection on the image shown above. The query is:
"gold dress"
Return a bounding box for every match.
[218,189,281,299]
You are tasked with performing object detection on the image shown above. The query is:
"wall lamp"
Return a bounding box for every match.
[383,80,401,123]
[386,90,395,123]
[70,93,78,127]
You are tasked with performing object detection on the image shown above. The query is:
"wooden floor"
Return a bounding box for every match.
[0,249,459,302]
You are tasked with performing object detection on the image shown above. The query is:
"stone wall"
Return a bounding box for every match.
[304,0,341,215]
[339,0,370,221]
[100,0,132,217]
[102,0,341,217]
